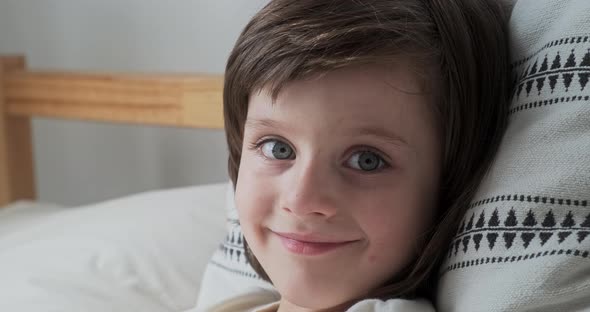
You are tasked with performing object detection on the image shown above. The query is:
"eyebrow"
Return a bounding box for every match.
[244,118,288,131]
[346,125,410,148]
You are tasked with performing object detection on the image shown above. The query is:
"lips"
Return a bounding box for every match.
[271,231,359,256]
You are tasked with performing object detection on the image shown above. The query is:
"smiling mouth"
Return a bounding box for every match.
[271,231,360,256]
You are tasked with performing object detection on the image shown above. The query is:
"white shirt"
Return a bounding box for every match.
[194,289,434,312]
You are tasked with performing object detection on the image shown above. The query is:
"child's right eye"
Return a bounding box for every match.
[260,139,295,160]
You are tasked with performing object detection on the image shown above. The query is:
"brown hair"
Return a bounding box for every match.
[223,0,510,302]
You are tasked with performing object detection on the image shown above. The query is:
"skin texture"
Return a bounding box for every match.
[235,63,442,312]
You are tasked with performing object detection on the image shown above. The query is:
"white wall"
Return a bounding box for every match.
[0,0,269,206]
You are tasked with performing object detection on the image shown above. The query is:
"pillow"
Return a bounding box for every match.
[195,183,273,310]
[0,201,64,237]
[0,182,227,312]
[436,0,590,311]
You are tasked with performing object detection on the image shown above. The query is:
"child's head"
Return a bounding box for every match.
[224,0,510,309]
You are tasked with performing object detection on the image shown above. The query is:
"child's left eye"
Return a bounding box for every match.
[346,151,387,172]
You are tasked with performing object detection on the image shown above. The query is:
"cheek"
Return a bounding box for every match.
[357,188,434,262]
[235,155,276,229]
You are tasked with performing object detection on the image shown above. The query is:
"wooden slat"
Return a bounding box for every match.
[5,70,225,129]
[1,56,36,206]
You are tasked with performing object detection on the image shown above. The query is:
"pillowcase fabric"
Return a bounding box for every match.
[436,0,590,311]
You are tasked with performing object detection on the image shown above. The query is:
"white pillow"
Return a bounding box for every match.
[436,0,590,311]
[194,183,273,311]
[0,183,227,312]
[0,201,64,237]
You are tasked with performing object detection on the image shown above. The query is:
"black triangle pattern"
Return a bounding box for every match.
[561,211,576,227]
[578,232,590,243]
[540,232,553,246]
[473,234,483,251]
[220,230,250,264]
[449,209,590,255]
[530,60,538,74]
[540,55,549,72]
[521,232,535,248]
[564,73,574,91]
[523,209,537,226]
[551,52,562,69]
[475,212,485,228]
[542,210,556,227]
[514,47,590,98]
[582,49,590,66]
[504,232,516,249]
[489,209,500,227]
[505,208,518,226]
[511,36,590,68]
[466,213,475,231]
[558,232,572,243]
[549,75,559,93]
[487,233,498,250]
[565,49,576,67]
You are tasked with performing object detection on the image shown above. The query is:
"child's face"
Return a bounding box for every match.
[235,63,441,310]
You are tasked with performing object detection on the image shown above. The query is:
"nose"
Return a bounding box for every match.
[280,158,339,220]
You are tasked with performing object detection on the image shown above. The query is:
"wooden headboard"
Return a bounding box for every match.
[0,55,224,206]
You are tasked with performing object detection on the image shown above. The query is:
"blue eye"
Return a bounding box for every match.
[347,151,386,171]
[260,140,294,160]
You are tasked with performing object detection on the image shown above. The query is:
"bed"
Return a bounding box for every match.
[0,55,229,311]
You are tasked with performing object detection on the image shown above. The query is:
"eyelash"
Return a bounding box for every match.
[346,147,391,172]
[248,137,290,153]
[248,137,286,156]
[248,137,391,172]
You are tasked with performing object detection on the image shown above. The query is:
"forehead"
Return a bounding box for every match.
[247,63,436,131]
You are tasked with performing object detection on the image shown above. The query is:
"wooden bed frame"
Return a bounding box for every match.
[0,55,224,207]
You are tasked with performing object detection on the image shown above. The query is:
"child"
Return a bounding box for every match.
[215,0,510,311]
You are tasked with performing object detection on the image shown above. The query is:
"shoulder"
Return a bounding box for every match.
[347,298,434,312]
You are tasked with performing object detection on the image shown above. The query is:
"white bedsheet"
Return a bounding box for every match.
[0,183,228,312]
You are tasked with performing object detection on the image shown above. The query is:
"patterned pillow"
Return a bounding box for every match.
[195,183,270,310]
[436,0,590,311]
